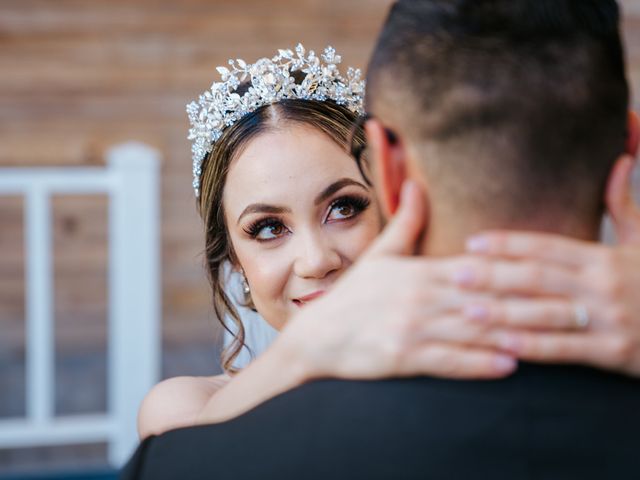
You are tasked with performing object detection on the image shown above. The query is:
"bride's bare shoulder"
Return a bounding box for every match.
[137,374,231,439]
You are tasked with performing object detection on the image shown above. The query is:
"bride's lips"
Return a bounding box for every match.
[292,291,325,307]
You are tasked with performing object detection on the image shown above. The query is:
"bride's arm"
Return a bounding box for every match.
[194,166,640,426]
[137,374,231,439]
[194,334,309,424]
[194,183,518,425]
[194,251,522,425]
[198,159,640,424]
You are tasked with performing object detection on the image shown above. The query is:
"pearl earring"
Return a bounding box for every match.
[241,272,250,295]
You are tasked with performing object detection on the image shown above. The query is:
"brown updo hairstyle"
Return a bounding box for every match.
[197,97,367,373]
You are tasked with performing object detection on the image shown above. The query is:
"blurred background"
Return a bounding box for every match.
[0,0,394,477]
[1,0,639,478]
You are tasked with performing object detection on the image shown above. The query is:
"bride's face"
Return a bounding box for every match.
[224,123,382,330]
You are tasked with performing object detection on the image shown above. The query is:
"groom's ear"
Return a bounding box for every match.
[625,110,640,157]
[365,119,407,218]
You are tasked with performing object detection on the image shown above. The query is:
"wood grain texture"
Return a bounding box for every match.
[1,0,639,472]
[1,0,640,367]
[0,1,393,470]
[0,0,394,382]
[1,0,639,360]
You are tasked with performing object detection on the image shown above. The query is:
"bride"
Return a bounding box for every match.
[138,44,640,438]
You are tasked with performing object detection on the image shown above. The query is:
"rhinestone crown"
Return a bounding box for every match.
[186,44,365,197]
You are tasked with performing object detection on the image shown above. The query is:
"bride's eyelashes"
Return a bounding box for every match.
[324,195,371,223]
[244,217,290,242]
[243,194,372,243]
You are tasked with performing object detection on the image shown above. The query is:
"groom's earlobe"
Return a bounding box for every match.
[365,119,407,218]
[625,110,639,157]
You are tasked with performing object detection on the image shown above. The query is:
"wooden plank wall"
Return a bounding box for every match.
[1,0,640,380]
[0,0,639,472]
[0,0,394,471]
[0,0,394,360]
[1,0,639,372]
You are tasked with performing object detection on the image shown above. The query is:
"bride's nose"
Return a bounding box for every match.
[292,230,342,279]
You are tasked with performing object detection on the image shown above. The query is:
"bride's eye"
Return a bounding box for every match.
[326,195,371,223]
[244,218,289,242]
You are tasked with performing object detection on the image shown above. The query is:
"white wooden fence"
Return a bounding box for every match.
[0,142,161,467]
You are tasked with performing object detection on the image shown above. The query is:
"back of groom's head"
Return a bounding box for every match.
[366,0,628,232]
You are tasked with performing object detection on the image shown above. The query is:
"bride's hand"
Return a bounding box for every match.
[194,152,640,425]
[453,154,640,376]
[194,180,523,425]
[277,181,519,381]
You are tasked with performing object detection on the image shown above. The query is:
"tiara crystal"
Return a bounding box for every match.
[186,44,365,197]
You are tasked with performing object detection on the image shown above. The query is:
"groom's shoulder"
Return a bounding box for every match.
[274,366,640,449]
[121,369,640,480]
[290,364,640,412]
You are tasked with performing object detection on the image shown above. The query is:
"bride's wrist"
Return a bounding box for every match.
[270,313,322,385]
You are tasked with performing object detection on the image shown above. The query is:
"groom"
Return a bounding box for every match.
[121,1,640,478]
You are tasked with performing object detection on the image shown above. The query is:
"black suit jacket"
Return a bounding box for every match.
[121,363,640,479]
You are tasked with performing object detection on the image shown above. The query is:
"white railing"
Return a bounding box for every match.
[0,142,161,467]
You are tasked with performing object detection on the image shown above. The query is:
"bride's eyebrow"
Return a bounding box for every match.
[314,178,368,206]
[236,178,368,225]
[237,204,291,225]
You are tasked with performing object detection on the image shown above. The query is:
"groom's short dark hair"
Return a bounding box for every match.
[366,0,628,226]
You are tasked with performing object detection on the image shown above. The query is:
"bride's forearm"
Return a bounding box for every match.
[195,333,312,424]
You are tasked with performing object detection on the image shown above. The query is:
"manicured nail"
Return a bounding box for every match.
[498,334,522,353]
[464,304,489,322]
[454,267,476,287]
[400,180,421,204]
[494,355,517,373]
[624,155,636,171]
[466,236,489,253]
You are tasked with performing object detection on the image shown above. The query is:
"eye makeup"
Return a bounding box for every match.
[242,192,372,243]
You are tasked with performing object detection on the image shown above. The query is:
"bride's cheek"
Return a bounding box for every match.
[241,249,292,327]
[344,215,384,260]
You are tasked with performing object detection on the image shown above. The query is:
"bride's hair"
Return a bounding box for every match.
[197,98,366,373]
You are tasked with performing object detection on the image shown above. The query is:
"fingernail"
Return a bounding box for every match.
[401,180,418,200]
[624,155,636,170]
[498,334,522,353]
[464,304,489,322]
[494,355,517,373]
[466,236,489,253]
[454,267,476,287]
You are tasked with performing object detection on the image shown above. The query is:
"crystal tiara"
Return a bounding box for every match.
[186,44,366,197]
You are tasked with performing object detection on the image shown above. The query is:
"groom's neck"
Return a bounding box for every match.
[417,209,603,256]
